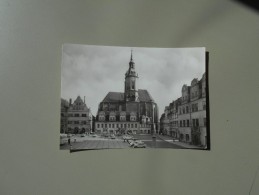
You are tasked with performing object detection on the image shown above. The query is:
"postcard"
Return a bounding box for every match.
[60,44,209,152]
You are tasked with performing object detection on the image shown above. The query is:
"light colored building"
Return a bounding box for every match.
[66,96,92,134]
[95,51,159,135]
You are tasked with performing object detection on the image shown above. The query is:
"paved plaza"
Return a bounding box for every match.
[60,134,197,151]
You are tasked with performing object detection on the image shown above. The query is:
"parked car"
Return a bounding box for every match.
[110,134,116,139]
[92,134,97,137]
[132,141,146,148]
[80,134,86,137]
[128,140,135,147]
[122,135,133,141]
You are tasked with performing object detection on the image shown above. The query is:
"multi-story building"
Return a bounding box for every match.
[63,96,92,134]
[178,85,191,142]
[60,98,69,133]
[95,52,159,135]
[160,107,170,135]
[169,98,181,138]
[160,73,207,147]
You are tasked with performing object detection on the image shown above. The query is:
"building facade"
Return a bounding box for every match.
[60,98,69,133]
[61,96,92,134]
[95,52,159,135]
[160,73,207,147]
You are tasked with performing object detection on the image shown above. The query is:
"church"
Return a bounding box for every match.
[95,51,159,135]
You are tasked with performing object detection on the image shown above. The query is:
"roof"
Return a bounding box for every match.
[102,92,124,102]
[102,89,154,103]
[61,98,69,107]
[138,89,154,102]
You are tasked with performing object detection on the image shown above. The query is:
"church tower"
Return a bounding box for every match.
[125,50,139,102]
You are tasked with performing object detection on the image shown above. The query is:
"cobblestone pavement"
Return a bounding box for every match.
[60,134,204,151]
[60,139,129,151]
[157,134,205,149]
[132,134,185,149]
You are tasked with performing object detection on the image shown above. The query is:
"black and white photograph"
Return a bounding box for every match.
[60,44,209,151]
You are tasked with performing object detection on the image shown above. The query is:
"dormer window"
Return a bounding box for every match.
[130,116,136,121]
[109,116,116,121]
[99,116,105,121]
[120,116,126,121]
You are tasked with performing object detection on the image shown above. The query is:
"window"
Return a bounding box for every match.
[117,124,119,128]
[97,124,100,128]
[121,124,123,128]
[120,116,126,121]
[82,121,86,125]
[109,116,115,121]
[203,101,206,110]
[192,119,195,127]
[186,134,189,142]
[183,120,185,127]
[187,120,189,127]
[101,124,104,128]
[112,124,114,128]
[124,124,126,128]
[183,108,185,114]
[99,116,105,121]
[82,114,86,117]
[105,124,107,128]
[74,121,79,124]
[135,124,137,128]
[132,81,135,89]
[180,121,182,127]
[186,106,189,113]
[75,114,79,117]
[196,119,199,127]
[131,124,133,128]
[128,124,130,128]
[109,124,111,128]
[130,116,136,121]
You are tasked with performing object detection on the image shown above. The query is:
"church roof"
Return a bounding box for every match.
[138,89,154,102]
[102,92,124,102]
[102,89,154,103]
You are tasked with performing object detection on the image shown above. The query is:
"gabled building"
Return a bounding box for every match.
[66,96,92,134]
[95,51,159,135]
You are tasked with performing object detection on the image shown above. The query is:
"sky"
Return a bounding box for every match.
[61,44,205,117]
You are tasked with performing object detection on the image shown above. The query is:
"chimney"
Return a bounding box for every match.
[69,98,72,105]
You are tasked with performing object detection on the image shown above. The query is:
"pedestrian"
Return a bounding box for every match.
[68,138,71,145]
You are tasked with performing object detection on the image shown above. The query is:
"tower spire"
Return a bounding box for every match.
[130,49,133,61]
